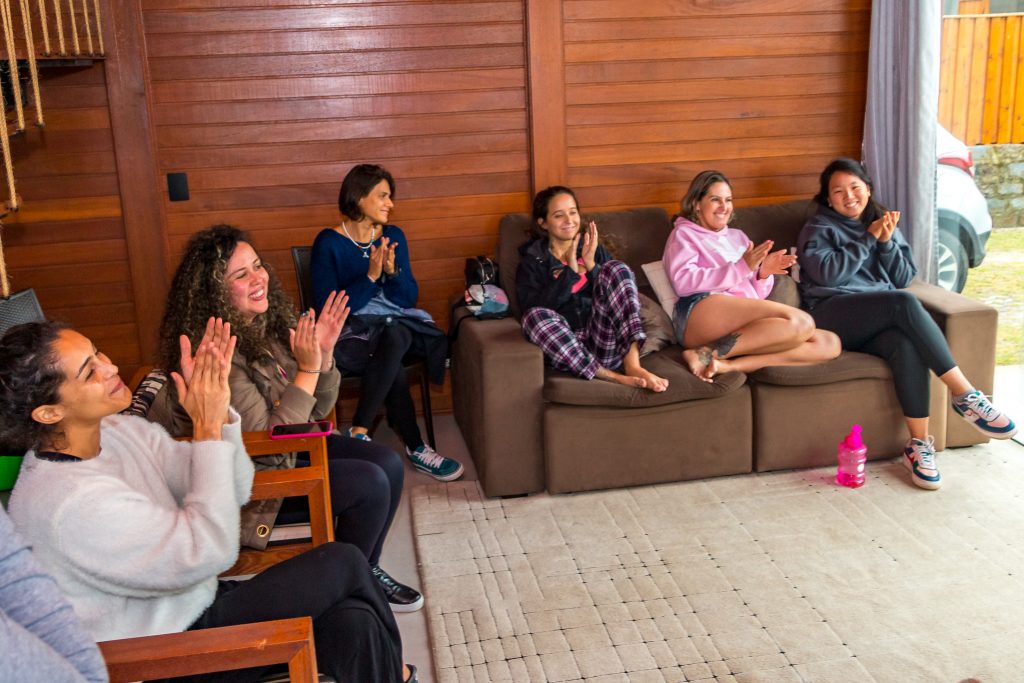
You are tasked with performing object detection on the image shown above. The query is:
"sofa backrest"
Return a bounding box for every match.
[731,199,816,251]
[498,207,673,317]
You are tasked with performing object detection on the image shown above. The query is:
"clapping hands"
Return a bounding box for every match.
[758,248,798,278]
[566,220,600,273]
[368,237,398,280]
[172,317,236,441]
[867,210,900,243]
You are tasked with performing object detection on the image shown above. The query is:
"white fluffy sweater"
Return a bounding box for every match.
[8,411,253,641]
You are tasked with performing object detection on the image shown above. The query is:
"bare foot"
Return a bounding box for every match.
[595,366,648,389]
[624,364,669,392]
[682,347,714,383]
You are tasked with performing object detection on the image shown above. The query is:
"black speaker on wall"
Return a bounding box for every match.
[167,172,190,202]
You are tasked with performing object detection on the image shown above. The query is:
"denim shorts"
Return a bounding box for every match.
[671,292,711,345]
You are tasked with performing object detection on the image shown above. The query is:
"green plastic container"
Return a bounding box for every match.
[0,456,24,492]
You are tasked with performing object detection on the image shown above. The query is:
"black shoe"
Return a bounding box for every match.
[371,565,424,612]
[405,663,418,683]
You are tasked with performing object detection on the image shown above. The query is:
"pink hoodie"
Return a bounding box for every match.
[662,216,774,300]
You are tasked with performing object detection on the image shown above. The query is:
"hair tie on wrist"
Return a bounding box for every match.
[297,368,321,374]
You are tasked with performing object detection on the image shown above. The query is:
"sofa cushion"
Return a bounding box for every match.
[765,274,800,308]
[638,293,675,355]
[750,351,892,387]
[542,347,746,408]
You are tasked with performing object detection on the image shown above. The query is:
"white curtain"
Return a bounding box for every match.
[862,2,942,283]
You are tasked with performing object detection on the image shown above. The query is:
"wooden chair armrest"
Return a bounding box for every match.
[100,617,318,683]
[242,431,329,470]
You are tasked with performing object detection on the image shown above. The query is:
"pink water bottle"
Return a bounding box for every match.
[835,425,867,488]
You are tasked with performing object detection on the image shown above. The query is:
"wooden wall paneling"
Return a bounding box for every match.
[561,1,869,211]
[1,63,143,372]
[526,0,567,191]
[141,0,532,415]
[103,0,169,364]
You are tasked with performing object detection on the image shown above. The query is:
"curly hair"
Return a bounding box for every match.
[158,225,296,374]
[0,321,67,453]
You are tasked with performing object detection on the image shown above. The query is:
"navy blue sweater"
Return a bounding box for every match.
[797,205,917,310]
[310,225,419,314]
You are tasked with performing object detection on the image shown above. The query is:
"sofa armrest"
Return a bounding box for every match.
[909,280,998,447]
[450,316,546,496]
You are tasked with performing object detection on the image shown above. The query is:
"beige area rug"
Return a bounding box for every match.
[411,439,1024,683]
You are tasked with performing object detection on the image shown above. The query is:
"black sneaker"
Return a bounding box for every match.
[405,663,418,683]
[371,565,424,612]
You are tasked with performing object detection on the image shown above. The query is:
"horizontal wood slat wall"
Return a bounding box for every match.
[559,0,870,215]
[3,0,872,411]
[3,66,142,371]
[141,0,531,330]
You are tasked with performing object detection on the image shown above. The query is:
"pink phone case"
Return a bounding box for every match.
[268,421,333,440]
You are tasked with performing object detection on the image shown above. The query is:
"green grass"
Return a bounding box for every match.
[962,228,1024,366]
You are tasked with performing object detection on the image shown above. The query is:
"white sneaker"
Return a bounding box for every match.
[903,437,941,490]
[952,390,1018,439]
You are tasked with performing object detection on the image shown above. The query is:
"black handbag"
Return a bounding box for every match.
[464,256,499,287]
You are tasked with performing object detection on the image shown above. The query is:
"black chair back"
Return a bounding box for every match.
[291,247,314,312]
[0,288,45,336]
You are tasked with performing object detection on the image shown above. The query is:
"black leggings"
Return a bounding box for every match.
[335,325,423,450]
[276,434,403,566]
[809,290,957,418]
[167,543,403,683]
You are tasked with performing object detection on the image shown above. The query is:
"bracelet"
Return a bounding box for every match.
[297,367,321,374]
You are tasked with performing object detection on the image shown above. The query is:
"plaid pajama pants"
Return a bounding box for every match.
[521,260,646,379]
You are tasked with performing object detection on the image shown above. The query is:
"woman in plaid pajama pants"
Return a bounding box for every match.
[515,186,669,392]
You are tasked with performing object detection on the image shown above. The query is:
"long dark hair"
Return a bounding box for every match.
[814,157,886,223]
[0,321,67,453]
[530,185,579,239]
[158,225,296,373]
[677,170,732,224]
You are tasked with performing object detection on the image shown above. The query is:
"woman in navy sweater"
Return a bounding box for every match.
[310,164,463,481]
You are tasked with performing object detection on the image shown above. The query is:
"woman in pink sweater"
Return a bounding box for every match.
[663,170,839,380]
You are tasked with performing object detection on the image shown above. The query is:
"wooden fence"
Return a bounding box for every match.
[940,13,1024,145]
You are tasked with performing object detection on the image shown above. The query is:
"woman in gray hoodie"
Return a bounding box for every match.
[798,158,1016,491]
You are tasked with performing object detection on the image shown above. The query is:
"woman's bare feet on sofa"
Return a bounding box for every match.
[682,347,715,382]
[624,362,669,392]
[595,366,668,392]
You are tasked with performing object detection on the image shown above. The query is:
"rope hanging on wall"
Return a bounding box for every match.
[51,0,64,55]
[36,0,49,55]
[90,0,100,54]
[19,0,43,126]
[79,0,91,54]
[0,0,25,131]
[65,0,78,55]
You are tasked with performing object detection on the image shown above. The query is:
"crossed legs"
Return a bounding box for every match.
[681,295,840,380]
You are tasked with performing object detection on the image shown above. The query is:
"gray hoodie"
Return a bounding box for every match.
[796,205,917,310]
[0,505,108,683]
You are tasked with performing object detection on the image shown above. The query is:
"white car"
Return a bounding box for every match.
[936,124,992,292]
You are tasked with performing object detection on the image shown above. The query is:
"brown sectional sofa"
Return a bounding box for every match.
[450,201,997,498]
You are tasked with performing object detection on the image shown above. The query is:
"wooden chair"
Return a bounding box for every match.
[100,617,320,683]
[291,246,436,447]
[127,367,335,578]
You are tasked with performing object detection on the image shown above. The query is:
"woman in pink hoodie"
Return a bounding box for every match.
[663,170,839,380]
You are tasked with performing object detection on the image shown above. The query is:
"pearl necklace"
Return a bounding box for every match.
[340,221,376,259]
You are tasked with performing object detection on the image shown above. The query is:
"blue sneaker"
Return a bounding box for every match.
[406,444,464,481]
[904,437,941,490]
[346,428,372,442]
[952,390,1018,439]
